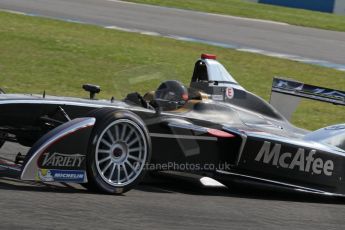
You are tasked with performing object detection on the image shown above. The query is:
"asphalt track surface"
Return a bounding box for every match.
[1,0,345,69]
[1,142,345,230]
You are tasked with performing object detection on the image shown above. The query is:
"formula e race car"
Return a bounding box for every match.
[0,54,344,196]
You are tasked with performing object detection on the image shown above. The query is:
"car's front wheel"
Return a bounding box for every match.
[85,108,151,194]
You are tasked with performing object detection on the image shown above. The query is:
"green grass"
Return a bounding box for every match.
[126,0,345,32]
[0,11,344,130]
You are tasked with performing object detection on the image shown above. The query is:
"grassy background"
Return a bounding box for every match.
[0,11,344,130]
[126,0,345,32]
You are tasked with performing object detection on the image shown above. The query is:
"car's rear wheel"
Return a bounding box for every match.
[85,108,151,194]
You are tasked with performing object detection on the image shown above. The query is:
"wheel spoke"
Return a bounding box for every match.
[109,163,116,181]
[120,124,127,141]
[98,149,111,154]
[117,164,121,183]
[129,147,141,153]
[102,161,113,174]
[128,137,139,147]
[124,128,135,142]
[101,139,112,148]
[114,125,120,140]
[138,139,143,161]
[99,156,111,164]
[128,155,140,161]
[122,163,129,181]
[126,161,136,172]
[107,130,115,144]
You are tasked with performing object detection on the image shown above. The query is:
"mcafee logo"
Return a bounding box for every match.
[255,141,334,176]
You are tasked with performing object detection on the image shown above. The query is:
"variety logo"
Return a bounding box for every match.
[254,141,334,176]
[41,152,85,168]
[38,169,86,183]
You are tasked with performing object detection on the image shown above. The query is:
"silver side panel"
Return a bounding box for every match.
[21,117,95,181]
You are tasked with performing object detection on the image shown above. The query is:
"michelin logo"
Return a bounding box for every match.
[255,141,334,176]
[38,169,86,183]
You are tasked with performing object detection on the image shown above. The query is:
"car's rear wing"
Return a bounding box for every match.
[269,77,345,121]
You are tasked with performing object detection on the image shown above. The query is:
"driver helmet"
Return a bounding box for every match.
[154,80,189,111]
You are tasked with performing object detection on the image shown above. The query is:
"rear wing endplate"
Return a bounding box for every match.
[270,77,345,120]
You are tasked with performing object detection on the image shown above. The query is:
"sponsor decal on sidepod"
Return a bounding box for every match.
[255,141,334,176]
[41,152,85,168]
[38,169,85,183]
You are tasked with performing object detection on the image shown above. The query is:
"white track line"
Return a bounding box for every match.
[2,9,344,72]
[105,25,345,71]
[106,0,289,26]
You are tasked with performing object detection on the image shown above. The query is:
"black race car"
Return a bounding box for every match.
[0,54,344,195]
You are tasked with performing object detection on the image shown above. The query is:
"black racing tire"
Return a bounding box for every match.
[0,140,5,149]
[0,132,8,149]
[83,108,151,194]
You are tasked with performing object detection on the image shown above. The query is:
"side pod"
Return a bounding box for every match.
[21,117,95,183]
